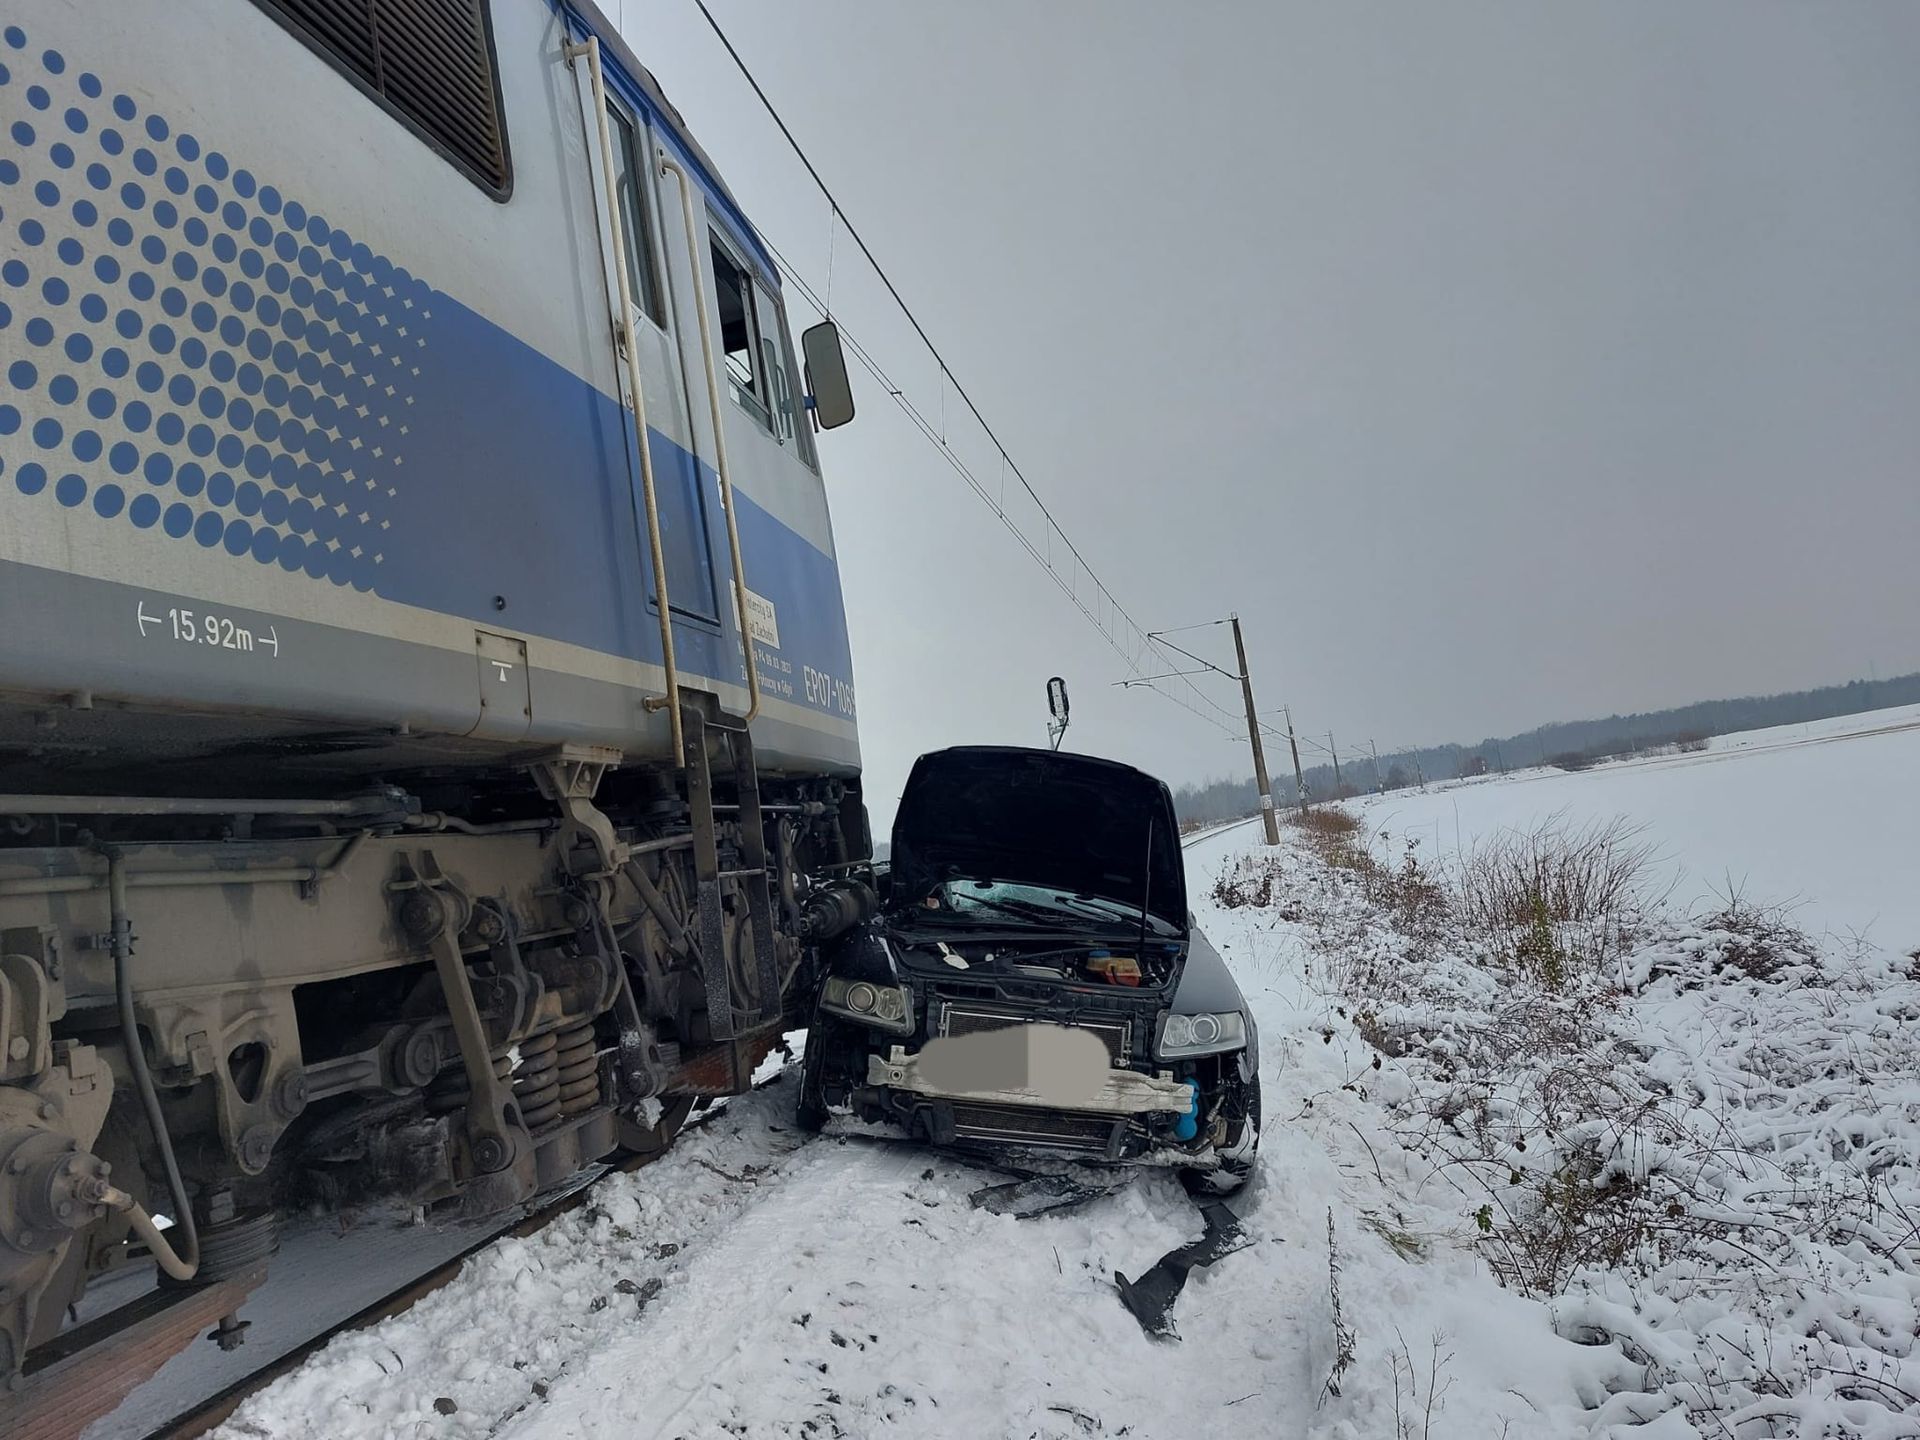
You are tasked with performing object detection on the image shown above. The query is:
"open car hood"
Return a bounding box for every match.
[889,747,1188,934]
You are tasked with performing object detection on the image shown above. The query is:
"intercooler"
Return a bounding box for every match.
[947,1101,1123,1152]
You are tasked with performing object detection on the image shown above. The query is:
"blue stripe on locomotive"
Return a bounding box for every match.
[0,23,854,716]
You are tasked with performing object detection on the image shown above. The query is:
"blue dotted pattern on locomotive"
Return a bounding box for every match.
[1,24,427,592]
[0,23,858,701]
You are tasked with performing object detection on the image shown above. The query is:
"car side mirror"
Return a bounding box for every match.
[1047,676,1070,751]
[801,321,855,430]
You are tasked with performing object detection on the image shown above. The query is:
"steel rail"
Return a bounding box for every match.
[136,1068,790,1440]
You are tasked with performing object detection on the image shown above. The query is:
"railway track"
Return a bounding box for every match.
[110,1094,713,1440]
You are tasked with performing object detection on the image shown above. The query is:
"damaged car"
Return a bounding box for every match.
[797,746,1259,1192]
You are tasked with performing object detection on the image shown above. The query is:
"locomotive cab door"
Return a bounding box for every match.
[572,63,725,640]
[607,106,723,627]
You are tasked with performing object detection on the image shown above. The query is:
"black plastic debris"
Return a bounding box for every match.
[1113,1196,1250,1339]
[968,1171,1130,1219]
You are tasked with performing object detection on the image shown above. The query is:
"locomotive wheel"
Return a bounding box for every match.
[724,892,762,1014]
[628,853,696,1023]
[634,855,694,965]
[614,1095,695,1157]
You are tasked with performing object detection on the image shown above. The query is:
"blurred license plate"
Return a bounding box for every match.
[917,1023,1110,1106]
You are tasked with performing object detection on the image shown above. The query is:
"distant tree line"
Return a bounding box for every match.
[1171,672,1920,826]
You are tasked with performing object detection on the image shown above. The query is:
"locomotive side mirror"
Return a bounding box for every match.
[801,321,856,430]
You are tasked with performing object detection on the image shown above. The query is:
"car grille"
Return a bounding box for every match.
[939,1003,1132,1066]
[949,1102,1120,1152]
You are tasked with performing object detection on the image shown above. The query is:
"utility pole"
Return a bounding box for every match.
[1228,614,1282,844]
[1367,738,1382,793]
[1327,732,1342,789]
[1282,704,1309,813]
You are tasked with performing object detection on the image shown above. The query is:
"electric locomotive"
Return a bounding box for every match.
[0,2,867,1421]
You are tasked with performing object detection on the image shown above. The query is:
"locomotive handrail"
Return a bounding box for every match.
[659,154,763,728]
[564,34,686,759]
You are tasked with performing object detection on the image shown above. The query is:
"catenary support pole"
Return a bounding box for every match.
[1284,705,1309,813]
[1229,615,1281,845]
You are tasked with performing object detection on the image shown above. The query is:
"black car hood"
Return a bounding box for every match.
[889,746,1188,933]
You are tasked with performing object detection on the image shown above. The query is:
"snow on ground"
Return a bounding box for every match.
[86,1202,508,1439]
[1350,703,1920,951]
[206,825,1602,1440]
[204,711,1920,1438]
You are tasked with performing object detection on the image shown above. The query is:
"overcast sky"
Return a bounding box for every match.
[613,1,1920,829]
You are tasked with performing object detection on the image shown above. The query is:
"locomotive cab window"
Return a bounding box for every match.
[250,0,511,197]
[711,234,772,431]
[610,107,666,326]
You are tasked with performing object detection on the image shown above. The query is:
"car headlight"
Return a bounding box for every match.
[820,976,913,1033]
[1156,1009,1246,1058]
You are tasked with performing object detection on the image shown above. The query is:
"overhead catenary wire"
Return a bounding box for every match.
[761,234,1240,739]
[685,0,1248,740]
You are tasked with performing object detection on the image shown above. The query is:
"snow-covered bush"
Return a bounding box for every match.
[1255,814,1920,1437]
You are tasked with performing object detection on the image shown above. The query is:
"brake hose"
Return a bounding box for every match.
[106,848,201,1280]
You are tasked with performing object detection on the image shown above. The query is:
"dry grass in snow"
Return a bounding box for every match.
[1213,808,1920,1439]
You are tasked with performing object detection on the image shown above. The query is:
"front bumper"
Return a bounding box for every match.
[814,978,1251,1165]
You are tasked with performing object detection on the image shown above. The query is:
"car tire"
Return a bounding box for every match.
[795,1016,849,1133]
[1193,1074,1261,1194]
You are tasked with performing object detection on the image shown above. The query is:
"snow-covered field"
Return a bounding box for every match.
[1352,703,1920,951]
[181,706,1917,1439]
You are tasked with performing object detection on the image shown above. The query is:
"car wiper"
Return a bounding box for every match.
[1055,894,1180,936]
[896,895,1056,928]
[898,898,1052,929]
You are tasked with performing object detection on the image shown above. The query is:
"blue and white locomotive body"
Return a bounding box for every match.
[0,3,872,1408]
[0,0,857,780]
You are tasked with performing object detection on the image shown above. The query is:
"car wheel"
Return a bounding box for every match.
[1193,1074,1261,1194]
[796,1016,850,1133]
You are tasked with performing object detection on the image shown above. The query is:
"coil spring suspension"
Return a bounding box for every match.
[158,1208,279,1289]
[425,1050,513,1116]
[553,1020,601,1119]
[426,1022,604,1132]
[512,1029,562,1130]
